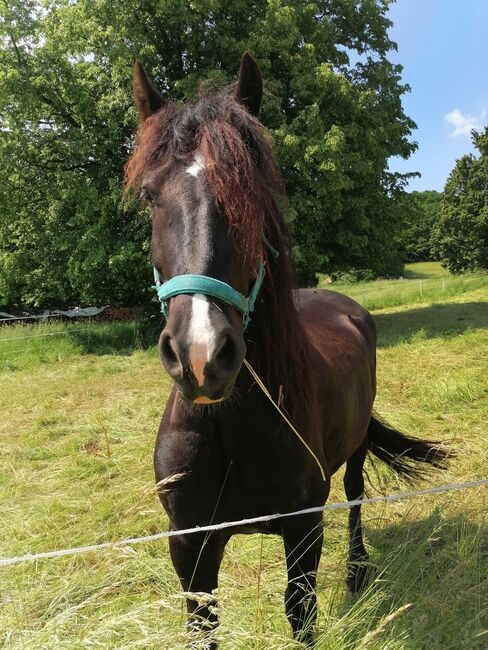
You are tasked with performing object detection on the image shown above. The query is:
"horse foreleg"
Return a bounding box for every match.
[282,513,323,646]
[169,532,227,649]
[343,439,370,594]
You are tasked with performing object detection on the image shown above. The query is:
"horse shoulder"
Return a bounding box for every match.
[154,389,226,526]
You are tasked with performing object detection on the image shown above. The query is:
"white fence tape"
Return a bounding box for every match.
[1,478,486,568]
[0,306,108,323]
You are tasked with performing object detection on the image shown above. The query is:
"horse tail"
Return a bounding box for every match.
[367,413,451,482]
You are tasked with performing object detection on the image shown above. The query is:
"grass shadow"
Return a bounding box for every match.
[67,317,162,356]
[358,508,488,649]
[403,269,435,280]
[403,262,450,280]
[374,301,488,347]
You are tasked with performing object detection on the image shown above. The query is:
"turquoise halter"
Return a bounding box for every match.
[153,237,278,330]
[153,261,265,330]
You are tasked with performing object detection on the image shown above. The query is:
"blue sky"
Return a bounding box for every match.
[386,0,488,192]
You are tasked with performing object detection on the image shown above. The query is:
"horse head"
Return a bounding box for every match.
[126,53,276,404]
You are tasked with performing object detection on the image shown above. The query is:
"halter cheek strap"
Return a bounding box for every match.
[153,262,265,330]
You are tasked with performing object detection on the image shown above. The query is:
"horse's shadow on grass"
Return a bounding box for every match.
[336,508,488,649]
[374,301,488,347]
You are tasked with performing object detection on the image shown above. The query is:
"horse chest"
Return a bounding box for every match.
[156,422,315,525]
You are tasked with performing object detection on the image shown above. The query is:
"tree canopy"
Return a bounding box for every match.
[0,0,416,307]
[431,127,488,273]
[398,190,441,263]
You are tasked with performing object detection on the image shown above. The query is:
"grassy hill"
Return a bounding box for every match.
[1,263,487,648]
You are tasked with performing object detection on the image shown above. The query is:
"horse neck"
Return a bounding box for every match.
[244,253,314,428]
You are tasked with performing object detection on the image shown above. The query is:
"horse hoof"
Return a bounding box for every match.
[345,557,372,595]
[294,631,315,648]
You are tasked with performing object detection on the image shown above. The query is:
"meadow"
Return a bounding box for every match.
[0,262,487,649]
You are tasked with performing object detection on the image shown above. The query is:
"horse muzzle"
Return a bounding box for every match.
[158,297,246,403]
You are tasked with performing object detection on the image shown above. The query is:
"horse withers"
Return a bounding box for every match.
[125,52,448,647]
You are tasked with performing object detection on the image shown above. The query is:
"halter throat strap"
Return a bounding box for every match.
[153,262,265,330]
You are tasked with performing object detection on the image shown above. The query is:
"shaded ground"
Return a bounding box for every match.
[403,261,451,280]
[374,301,488,346]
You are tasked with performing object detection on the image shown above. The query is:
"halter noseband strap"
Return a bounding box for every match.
[153,238,278,330]
[153,261,265,330]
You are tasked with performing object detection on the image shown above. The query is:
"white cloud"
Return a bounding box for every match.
[445,108,486,137]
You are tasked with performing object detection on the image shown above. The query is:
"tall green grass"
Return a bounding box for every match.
[0,318,161,371]
[1,266,487,649]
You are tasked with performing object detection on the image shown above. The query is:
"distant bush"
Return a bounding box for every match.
[331,268,376,283]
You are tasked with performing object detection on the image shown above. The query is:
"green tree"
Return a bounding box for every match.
[431,128,488,273]
[0,0,416,307]
[398,190,441,263]
[0,0,152,307]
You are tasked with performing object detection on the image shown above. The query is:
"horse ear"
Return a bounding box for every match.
[235,52,263,116]
[133,60,164,122]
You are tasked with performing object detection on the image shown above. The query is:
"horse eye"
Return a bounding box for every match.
[140,186,156,206]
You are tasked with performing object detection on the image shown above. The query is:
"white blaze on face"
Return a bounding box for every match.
[188,294,217,387]
[184,151,216,389]
[186,153,205,177]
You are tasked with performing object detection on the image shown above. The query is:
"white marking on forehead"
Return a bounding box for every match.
[182,154,211,274]
[188,294,217,387]
[186,153,205,177]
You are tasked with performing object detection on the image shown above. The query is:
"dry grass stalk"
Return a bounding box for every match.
[358,603,413,648]
[156,472,187,496]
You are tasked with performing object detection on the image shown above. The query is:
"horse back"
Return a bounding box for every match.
[297,288,376,361]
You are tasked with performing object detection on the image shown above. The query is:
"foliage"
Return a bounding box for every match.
[431,127,488,273]
[398,190,442,263]
[0,0,152,307]
[0,0,416,307]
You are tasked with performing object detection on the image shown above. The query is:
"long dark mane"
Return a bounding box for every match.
[125,91,316,428]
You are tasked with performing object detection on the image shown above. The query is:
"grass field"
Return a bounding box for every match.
[1,262,487,649]
[318,262,487,312]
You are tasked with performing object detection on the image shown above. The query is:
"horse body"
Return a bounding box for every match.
[299,288,377,474]
[153,287,376,645]
[155,288,375,523]
[126,53,448,647]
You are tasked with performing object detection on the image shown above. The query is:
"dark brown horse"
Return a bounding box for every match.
[125,53,447,647]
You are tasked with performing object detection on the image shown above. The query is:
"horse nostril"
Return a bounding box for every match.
[215,334,236,368]
[161,334,179,366]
